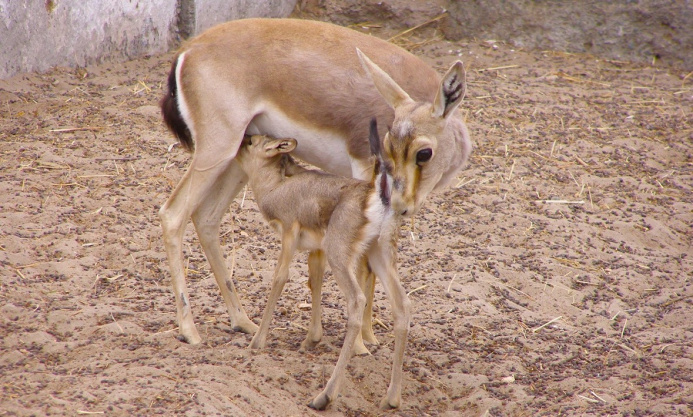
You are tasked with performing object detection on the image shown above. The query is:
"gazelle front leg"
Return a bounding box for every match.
[301,250,325,352]
[191,159,258,334]
[367,241,411,409]
[250,222,301,350]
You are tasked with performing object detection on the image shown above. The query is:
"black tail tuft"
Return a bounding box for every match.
[160,55,194,152]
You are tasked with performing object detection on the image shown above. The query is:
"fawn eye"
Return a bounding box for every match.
[416,148,433,165]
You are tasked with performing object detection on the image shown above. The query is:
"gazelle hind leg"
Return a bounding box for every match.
[250,222,300,350]
[309,263,366,410]
[359,260,379,346]
[301,250,325,351]
[191,159,257,334]
[352,259,374,356]
[160,156,239,344]
[159,92,253,344]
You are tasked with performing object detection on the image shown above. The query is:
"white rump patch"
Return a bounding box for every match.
[175,52,195,139]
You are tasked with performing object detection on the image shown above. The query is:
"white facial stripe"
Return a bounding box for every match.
[394,118,413,139]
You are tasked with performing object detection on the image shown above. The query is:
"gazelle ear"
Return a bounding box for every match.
[264,138,297,156]
[357,48,413,109]
[432,61,465,119]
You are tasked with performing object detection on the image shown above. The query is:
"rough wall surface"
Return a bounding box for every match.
[0,0,297,79]
[296,0,447,29]
[298,0,693,70]
[441,0,693,70]
[191,0,298,37]
[0,1,177,79]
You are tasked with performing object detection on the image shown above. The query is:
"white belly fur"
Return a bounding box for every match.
[246,104,354,177]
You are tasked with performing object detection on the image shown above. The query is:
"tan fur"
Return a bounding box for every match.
[158,18,471,378]
[235,135,409,410]
[180,19,439,165]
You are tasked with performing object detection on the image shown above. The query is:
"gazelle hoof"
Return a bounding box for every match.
[299,338,320,353]
[379,395,401,410]
[380,398,399,411]
[176,331,202,345]
[308,393,332,410]
[232,319,259,334]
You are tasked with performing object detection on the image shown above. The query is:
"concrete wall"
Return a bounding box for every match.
[181,0,297,38]
[0,0,297,79]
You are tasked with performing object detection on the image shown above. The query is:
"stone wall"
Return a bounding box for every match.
[441,0,693,70]
[0,0,297,79]
[297,0,693,70]
[181,0,296,38]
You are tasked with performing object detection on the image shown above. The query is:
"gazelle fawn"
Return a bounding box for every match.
[159,18,471,367]
[236,119,407,410]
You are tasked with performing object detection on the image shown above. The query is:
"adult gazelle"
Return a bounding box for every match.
[159,18,471,376]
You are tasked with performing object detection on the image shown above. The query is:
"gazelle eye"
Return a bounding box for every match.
[416,148,433,165]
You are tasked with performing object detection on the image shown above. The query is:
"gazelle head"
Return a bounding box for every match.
[357,49,470,217]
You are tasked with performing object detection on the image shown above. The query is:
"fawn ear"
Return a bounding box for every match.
[432,61,466,119]
[368,118,381,158]
[264,138,297,156]
[357,48,413,110]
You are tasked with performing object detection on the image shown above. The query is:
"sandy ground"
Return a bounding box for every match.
[1,19,692,417]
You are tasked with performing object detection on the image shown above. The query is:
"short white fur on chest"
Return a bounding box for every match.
[363,185,395,245]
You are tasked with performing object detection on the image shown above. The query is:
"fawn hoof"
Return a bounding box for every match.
[232,319,259,334]
[353,339,371,356]
[248,335,265,350]
[362,329,379,346]
[308,393,332,410]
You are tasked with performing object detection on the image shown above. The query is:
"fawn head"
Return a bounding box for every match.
[237,135,298,174]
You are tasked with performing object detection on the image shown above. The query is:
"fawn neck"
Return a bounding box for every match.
[245,155,292,202]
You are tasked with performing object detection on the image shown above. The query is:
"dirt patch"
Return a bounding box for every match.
[1,17,692,417]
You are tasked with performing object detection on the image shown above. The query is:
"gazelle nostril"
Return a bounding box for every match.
[401,210,408,216]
